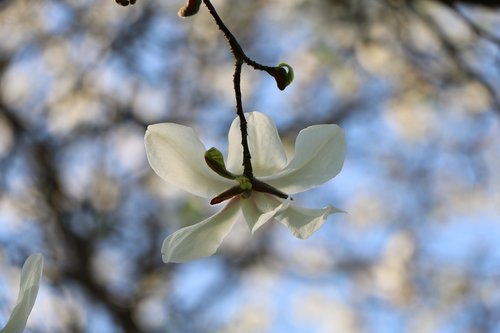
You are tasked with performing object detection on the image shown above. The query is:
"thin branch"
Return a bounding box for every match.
[447,3,500,44]
[233,60,253,178]
[202,0,276,73]
[409,2,500,113]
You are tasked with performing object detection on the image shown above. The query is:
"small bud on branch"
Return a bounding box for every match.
[266,63,294,91]
[115,0,136,7]
[178,0,202,17]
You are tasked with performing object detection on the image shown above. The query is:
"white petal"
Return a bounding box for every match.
[241,192,290,233]
[226,112,287,177]
[161,199,241,263]
[2,253,43,333]
[263,124,345,194]
[145,123,232,198]
[276,204,343,239]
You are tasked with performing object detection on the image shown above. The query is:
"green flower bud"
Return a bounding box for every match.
[266,62,294,91]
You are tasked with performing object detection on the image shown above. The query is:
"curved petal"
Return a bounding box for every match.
[241,192,290,233]
[2,253,43,333]
[262,124,345,194]
[226,112,287,177]
[145,123,232,198]
[276,204,343,239]
[161,199,241,263]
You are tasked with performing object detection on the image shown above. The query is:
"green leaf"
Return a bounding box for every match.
[205,147,236,180]
[252,179,288,200]
[178,0,202,18]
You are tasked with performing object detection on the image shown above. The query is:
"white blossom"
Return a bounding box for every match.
[145,112,345,263]
[1,253,43,333]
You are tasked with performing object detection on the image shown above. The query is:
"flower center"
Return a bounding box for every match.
[205,147,289,205]
[209,176,289,205]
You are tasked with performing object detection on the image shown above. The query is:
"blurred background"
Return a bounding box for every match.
[1,0,499,332]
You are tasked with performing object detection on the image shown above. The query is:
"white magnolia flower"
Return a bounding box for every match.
[145,112,345,263]
[1,253,43,333]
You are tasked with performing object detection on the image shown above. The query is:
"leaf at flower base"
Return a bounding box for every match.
[1,253,44,333]
[210,185,244,205]
[162,199,241,263]
[205,147,237,180]
[252,178,288,200]
[178,0,202,17]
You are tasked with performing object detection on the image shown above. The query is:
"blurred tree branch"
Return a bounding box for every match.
[436,0,500,7]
